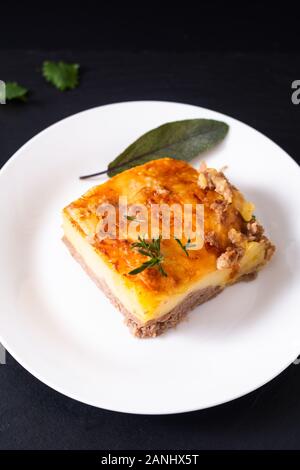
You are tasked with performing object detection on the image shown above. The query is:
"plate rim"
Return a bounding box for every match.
[1,99,299,415]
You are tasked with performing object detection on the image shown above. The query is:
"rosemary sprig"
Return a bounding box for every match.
[129,236,167,276]
[124,214,145,223]
[175,237,196,256]
[125,215,137,221]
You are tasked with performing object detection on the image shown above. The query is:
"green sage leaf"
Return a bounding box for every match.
[107,119,229,177]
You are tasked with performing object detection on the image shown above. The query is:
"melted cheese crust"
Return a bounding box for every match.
[63,158,273,322]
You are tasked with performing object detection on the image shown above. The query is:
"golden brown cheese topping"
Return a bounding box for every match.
[63,158,269,295]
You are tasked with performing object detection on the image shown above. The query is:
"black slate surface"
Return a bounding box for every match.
[0,50,300,450]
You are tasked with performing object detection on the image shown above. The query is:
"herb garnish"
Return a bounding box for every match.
[175,238,190,257]
[80,119,229,179]
[124,214,145,223]
[129,236,167,276]
[125,215,137,221]
[4,82,29,102]
[175,238,197,256]
[42,61,80,91]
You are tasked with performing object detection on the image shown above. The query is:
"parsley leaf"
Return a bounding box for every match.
[42,61,79,91]
[5,82,29,101]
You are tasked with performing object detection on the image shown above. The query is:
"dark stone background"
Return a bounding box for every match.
[0,3,300,450]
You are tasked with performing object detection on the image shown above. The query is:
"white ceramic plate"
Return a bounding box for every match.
[1,101,300,415]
